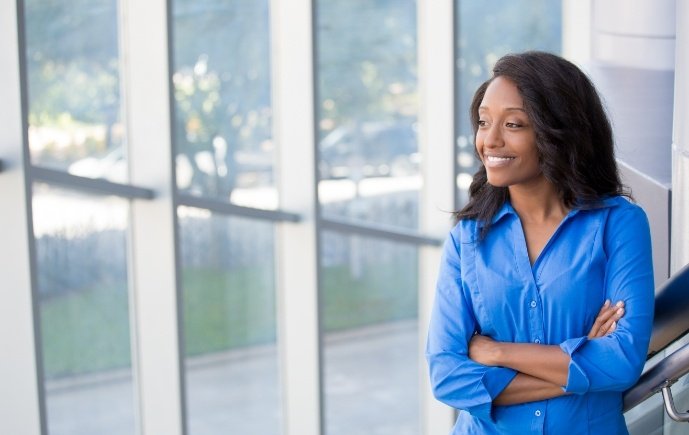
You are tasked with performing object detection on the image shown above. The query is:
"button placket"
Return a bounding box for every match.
[528,288,544,345]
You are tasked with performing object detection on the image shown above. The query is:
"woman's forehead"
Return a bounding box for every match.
[479,76,524,111]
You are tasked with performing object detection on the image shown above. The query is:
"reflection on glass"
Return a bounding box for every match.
[178,207,280,434]
[32,183,135,435]
[171,1,275,210]
[455,0,562,206]
[24,0,127,181]
[321,231,418,435]
[316,0,419,230]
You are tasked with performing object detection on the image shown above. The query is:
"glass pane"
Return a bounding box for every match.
[32,183,135,434]
[316,0,419,230]
[24,0,127,182]
[321,231,419,434]
[171,1,275,210]
[454,0,562,206]
[178,208,281,434]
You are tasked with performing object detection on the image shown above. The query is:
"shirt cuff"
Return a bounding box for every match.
[560,336,590,394]
[472,367,518,422]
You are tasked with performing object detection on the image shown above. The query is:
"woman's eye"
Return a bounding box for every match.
[506,122,523,128]
[477,120,487,127]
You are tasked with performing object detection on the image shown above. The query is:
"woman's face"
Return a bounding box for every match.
[475,76,542,188]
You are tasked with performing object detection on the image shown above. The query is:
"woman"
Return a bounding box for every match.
[426,51,654,434]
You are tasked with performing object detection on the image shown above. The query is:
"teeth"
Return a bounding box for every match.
[486,155,514,162]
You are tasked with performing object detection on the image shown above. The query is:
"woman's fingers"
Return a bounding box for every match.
[599,306,624,335]
[605,320,617,334]
[588,300,625,338]
[588,300,612,338]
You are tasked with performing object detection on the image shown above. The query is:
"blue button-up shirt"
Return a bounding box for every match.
[426,196,654,434]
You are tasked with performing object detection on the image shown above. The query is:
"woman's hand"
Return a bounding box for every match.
[588,299,625,339]
[469,334,501,366]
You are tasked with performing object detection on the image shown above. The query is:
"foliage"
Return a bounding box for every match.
[40,283,131,377]
[172,1,273,196]
[25,0,122,167]
[40,260,416,377]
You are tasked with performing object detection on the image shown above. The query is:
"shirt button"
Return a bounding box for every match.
[534,338,541,344]
[530,300,537,308]
[535,410,542,417]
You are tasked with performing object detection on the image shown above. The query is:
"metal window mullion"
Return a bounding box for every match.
[417,0,458,433]
[176,193,300,222]
[121,0,185,434]
[271,0,323,434]
[30,166,154,200]
[320,217,442,246]
[0,1,44,434]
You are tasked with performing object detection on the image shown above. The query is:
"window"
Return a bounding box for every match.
[315,1,421,432]
[33,184,135,434]
[454,0,562,206]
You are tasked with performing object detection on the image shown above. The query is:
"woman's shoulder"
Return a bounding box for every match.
[594,196,650,242]
[599,195,648,219]
[578,195,646,219]
[450,216,480,244]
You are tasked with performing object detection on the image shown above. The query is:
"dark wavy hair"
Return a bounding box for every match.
[455,51,629,234]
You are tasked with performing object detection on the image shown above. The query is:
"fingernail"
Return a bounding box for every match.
[604,299,610,307]
[616,301,624,307]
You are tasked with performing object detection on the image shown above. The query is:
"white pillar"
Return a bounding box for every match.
[591,0,675,70]
[0,2,44,434]
[418,0,457,433]
[588,0,676,285]
[121,0,184,434]
[671,0,689,273]
[562,0,592,66]
[271,1,322,434]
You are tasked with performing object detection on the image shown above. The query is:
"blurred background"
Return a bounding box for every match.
[1,0,687,434]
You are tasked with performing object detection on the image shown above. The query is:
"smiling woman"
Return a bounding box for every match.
[426,52,655,434]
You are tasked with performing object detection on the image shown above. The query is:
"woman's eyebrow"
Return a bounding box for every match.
[478,106,526,112]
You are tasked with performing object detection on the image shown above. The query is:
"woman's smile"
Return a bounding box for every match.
[483,154,516,167]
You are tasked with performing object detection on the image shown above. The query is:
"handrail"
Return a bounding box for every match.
[647,262,689,357]
[623,263,689,421]
[661,380,689,422]
[623,341,689,415]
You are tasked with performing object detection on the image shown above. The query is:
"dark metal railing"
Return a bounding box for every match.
[623,263,689,422]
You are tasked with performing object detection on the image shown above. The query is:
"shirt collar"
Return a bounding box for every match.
[491,201,516,225]
[483,195,623,228]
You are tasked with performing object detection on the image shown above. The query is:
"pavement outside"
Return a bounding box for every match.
[45,320,419,435]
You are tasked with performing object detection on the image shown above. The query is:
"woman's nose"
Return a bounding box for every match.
[483,125,503,148]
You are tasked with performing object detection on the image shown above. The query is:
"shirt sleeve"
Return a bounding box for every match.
[426,230,517,421]
[560,205,654,394]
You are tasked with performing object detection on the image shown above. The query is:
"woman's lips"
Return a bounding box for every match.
[484,155,516,167]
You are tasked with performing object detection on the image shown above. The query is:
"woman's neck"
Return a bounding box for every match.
[508,176,568,224]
